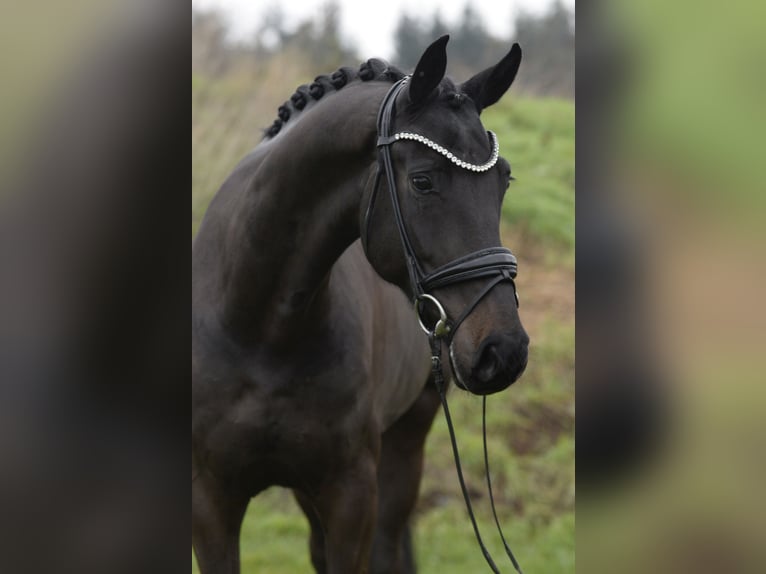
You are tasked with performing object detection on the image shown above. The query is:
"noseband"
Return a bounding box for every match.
[364,76,520,347]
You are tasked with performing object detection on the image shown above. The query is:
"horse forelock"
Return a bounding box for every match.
[263,59,406,140]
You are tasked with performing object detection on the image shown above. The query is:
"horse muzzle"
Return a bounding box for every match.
[452,331,529,395]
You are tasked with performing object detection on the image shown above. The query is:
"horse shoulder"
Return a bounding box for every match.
[329,243,431,430]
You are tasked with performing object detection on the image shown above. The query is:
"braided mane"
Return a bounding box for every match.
[263,59,406,139]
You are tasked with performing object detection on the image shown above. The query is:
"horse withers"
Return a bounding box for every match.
[192,36,528,573]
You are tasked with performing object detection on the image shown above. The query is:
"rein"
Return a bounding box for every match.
[369,76,525,573]
[430,335,524,574]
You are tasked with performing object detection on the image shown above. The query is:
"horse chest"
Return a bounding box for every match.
[195,341,376,485]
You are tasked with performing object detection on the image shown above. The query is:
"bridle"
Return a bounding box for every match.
[363,76,519,348]
[364,76,525,573]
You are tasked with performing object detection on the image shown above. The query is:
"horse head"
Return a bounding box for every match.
[361,36,529,396]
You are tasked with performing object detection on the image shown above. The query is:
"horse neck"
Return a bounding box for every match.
[196,82,387,344]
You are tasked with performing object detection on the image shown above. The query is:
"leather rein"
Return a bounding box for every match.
[364,76,525,573]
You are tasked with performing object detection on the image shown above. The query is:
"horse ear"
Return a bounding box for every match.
[407,35,449,106]
[460,43,522,114]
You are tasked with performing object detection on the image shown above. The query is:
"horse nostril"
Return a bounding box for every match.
[475,344,503,383]
[472,333,529,387]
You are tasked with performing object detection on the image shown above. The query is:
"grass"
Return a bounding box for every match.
[192,318,574,573]
[192,69,574,572]
[485,98,575,253]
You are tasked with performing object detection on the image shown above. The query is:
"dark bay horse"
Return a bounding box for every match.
[192,36,528,573]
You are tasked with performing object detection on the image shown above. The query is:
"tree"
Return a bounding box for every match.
[254,5,288,55]
[261,1,356,70]
[514,0,575,97]
[313,1,357,68]
[393,14,427,70]
[452,4,491,68]
[429,10,449,42]
[192,9,229,75]
[392,4,498,77]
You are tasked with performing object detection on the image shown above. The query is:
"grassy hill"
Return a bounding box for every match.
[192,72,574,572]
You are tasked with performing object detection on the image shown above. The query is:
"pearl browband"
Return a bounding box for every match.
[390,130,500,173]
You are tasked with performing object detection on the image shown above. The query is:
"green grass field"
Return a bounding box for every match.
[192,72,574,572]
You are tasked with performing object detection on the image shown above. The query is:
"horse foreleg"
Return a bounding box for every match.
[308,446,379,574]
[294,489,328,574]
[192,470,250,574]
[370,384,441,574]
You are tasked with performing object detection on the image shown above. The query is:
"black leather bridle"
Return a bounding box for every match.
[364,76,520,347]
[364,76,525,573]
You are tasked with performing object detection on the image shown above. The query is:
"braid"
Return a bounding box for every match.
[265,118,282,138]
[308,79,326,100]
[262,60,402,140]
[330,68,350,89]
[359,58,387,81]
[290,85,311,110]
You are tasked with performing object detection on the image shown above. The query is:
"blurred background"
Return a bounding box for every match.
[192,0,575,572]
[0,2,186,574]
[4,1,762,572]
[576,1,766,573]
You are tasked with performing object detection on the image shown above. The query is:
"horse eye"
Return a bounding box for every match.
[411,175,433,192]
[505,166,515,189]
